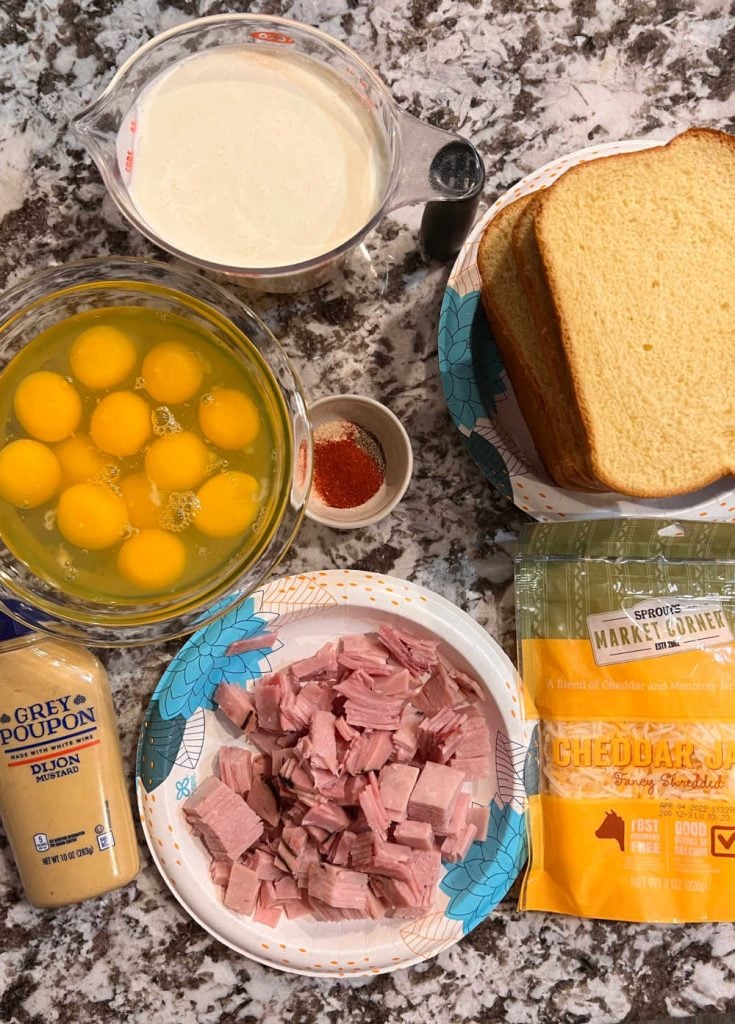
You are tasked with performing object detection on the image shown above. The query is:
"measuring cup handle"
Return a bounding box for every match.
[389,111,485,261]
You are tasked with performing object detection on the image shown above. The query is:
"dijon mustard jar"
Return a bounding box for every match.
[0,614,139,907]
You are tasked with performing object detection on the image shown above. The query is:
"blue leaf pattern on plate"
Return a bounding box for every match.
[440,800,527,934]
[465,431,512,498]
[438,287,512,497]
[136,698,189,793]
[153,596,277,721]
[438,288,490,431]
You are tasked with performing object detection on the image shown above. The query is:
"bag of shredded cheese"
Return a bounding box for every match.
[515,518,735,923]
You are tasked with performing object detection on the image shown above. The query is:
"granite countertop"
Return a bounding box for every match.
[1,1,735,1021]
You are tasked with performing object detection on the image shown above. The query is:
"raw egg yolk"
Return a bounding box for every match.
[142,341,203,404]
[14,371,82,443]
[194,471,260,538]
[120,473,163,529]
[90,391,151,457]
[118,528,186,590]
[198,387,260,450]
[144,432,208,491]
[0,439,61,508]
[69,325,137,389]
[55,434,111,486]
[57,483,128,550]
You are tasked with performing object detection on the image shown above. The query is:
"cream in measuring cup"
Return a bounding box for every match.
[119,46,389,269]
[74,14,485,292]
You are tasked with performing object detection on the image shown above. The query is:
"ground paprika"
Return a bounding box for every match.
[312,419,385,509]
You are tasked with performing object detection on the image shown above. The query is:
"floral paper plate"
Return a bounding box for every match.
[136,569,529,978]
[439,138,735,522]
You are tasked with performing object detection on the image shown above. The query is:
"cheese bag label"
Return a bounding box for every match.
[515,519,735,923]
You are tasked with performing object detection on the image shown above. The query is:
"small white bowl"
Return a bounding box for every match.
[306,395,413,529]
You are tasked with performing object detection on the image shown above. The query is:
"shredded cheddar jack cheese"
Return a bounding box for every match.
[515,519,735,924]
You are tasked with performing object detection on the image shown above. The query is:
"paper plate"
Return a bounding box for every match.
[136,570,529,978]
[438,138,735,522]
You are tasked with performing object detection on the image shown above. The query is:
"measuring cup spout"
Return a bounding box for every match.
[71,98,116,173]
[389,111,485,261]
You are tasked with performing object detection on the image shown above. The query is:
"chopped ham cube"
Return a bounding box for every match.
[302,800,350,833]
[224,863,260,914]
[214,682,255,729]
[247,849,281,881]
[378,763,419,821]
[305,824,330,844]
[341,634,389,661]
[407,761,465,831]
[371,875,419,912]
[259,880,279,909]
[334,716,359,742]
[226,632,278,657]
[309,709,338,774]
[442,660,484,700]
[378,624,439,673]
[394,820,434,850]
[441,823,478,862]
[183,776,264,860]
[467,804,489,842]
[393,705,422,762]
[358,774,390,842]
[275,824,308,875]
[440,791,471,838]
[326,830,357,866]
[449,755,489,779]
[343,730,394,774]
[414,663,462,714]
[295,843,321,890]
[308,897,367,922]
[337,671,405,731]
[372,668,413,695]
[338,654,394,674]
[438,711,490,763]
[248,729,283,755]
[307,862,370,911]
[253,904,282,927]
[210,860,232,887]
[411,849,442,907]
[254,675,284,732]
[246,777,279,828]
[218,746,253,796]
[291,641,339,681]
[273,876,301,903]
[283,899,312,919]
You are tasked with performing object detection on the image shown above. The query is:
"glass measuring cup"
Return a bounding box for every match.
[72,14,485,293]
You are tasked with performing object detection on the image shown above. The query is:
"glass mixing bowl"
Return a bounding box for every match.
[0,257,312,646]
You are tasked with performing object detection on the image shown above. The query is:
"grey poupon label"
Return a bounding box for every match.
[586,599,734,667]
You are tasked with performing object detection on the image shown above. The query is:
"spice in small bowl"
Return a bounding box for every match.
[306,395,412,530]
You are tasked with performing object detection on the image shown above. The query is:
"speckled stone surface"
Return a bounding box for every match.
[1,1,735,1021]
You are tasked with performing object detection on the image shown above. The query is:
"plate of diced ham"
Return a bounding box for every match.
[136,570,529,977]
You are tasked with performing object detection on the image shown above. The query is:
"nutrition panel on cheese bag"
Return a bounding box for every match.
[121,46,389,268]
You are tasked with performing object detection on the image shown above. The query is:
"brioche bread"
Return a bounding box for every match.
[533,127,735,497]
[511,199,604,491]
[477,195,562,480]
[477,194,584,487]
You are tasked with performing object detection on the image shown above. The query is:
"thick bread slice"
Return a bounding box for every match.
[534,127,735,497]
[477,194,582,488]
[512,199,607,492]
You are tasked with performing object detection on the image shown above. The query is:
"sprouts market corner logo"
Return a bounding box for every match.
[587,598,733,666]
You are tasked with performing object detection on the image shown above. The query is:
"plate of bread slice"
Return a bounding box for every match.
[438,127,735,521]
